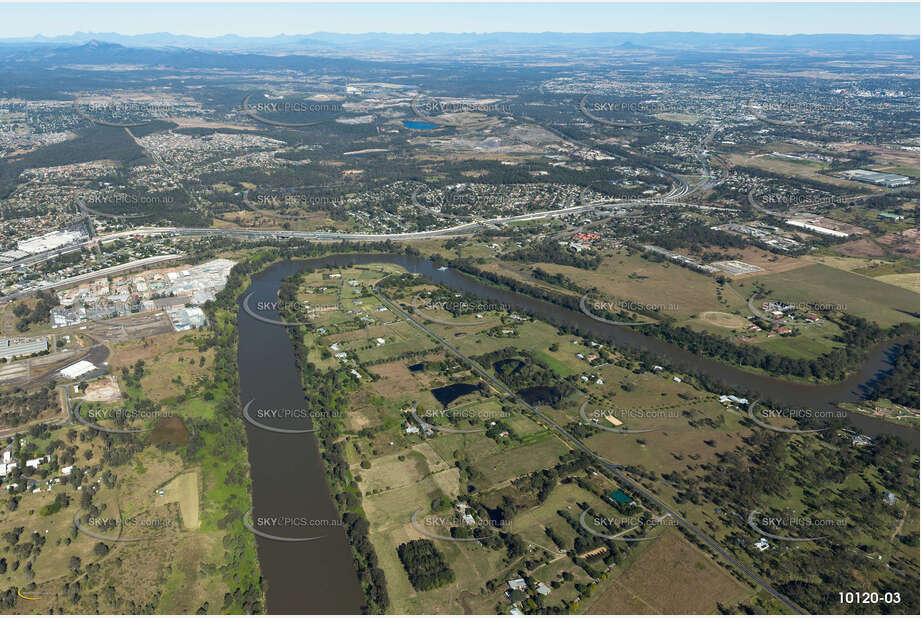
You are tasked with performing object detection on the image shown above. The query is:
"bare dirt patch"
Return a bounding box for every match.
[834,238,889,258]
[699,311,749,329]
[82,375,122,403]
[877,228,920,259]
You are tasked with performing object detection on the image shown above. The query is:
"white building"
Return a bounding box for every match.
[60,360,97,379]
[16,230,87,255]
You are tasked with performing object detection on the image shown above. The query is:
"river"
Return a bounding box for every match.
[237,253,916,610]
[238,260,363,614]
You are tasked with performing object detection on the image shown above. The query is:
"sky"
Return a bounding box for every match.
[0,2,918,38]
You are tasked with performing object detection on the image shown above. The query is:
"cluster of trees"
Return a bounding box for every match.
[532,268,587,294]
[689,425,919,614]
[871,339,919,407]
[475,347,574,406]
[507,239,602,270]
[396,539,455,591]
[642,314,892,382]
[0,385,56,427]
[639,221,748,252]
[12,290,59,332]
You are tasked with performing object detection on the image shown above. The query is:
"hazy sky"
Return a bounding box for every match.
[1,2,918,38]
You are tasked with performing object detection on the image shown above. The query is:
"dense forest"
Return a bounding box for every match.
[396,539,455,592]
[506,239,602,270]
[871,338,920,408]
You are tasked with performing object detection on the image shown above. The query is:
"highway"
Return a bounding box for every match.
[371,279,808,615]
[0,198,644,278]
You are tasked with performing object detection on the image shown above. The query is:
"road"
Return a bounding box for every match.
[0,196,666,279]
[371,279,808,615]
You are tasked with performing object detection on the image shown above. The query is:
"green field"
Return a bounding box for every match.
[749,263,919,327]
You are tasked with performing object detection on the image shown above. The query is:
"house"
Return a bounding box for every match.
[507,578,527,591]
[405,425,420,434]
[852,434,873,447]
[535,582,551,596]
[673,376,682,383]
[754,538,770,552]
[375,337,386,346]
[462,513,476,526]
[26,456,49,469]
[61,466,74,476]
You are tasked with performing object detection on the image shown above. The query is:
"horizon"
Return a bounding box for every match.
[0,2,919,38]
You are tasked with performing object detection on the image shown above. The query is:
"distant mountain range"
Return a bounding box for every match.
[1,31,918,55]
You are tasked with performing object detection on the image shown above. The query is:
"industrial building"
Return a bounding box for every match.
[841,169,913,188]
[16,229,88,255]
[785,219,851,238]
[0,336,48,359]
[166,306,208,331]
[60,360,97,380]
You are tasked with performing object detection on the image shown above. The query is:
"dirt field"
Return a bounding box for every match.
[155,470,201,530]
[834,238,889,258]
[585,530,753,614]
[727,152,870,190]
[107,331,214,401]
[699,311,749,329]
[749,263,919,327]
[714,246,809,276]
[875,273,920,293]
[877,228,920,259]
[81,375,122,402]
